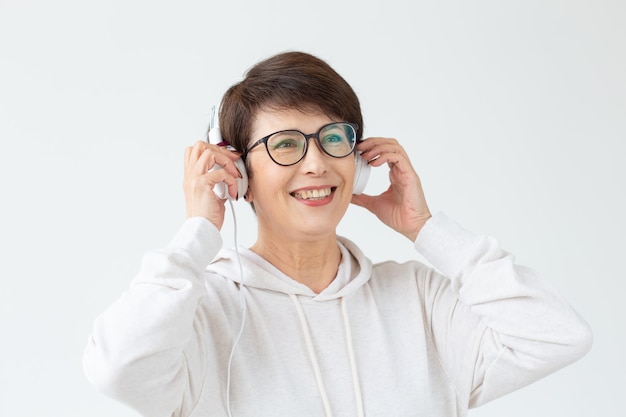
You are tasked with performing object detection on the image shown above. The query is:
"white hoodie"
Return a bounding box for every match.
[83,213,592,417]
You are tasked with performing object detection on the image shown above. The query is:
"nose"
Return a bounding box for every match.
[299,136,328,175]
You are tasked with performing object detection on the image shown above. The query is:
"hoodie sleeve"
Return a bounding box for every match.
[413,212,592,407]
[82,217,222,417]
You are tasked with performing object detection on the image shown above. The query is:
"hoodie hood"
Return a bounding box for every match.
[207,236,373,301]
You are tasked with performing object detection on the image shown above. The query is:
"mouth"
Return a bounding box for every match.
[290,187,336,200]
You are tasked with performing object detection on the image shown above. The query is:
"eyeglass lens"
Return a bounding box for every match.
[266,123,356,165]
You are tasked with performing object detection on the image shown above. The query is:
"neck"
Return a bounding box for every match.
[251,231,341,293]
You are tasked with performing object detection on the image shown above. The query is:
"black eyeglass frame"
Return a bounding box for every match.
[243,122,360,166]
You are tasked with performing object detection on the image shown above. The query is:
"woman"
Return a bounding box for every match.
[83,51,592,417]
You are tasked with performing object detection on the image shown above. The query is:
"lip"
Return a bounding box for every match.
[290,185,337,206]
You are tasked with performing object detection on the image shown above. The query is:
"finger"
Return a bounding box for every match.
[188,145,241,177]
[217,154,245,180]
[362,149,412,177]
[359,140,407,161]
[201,151,243,180]
[184,146,193,174]
[360,145,419,190]
[350,192,382,212]
[368,152,410,173]
[358,139,410,164]
[350,193,368,208]
[187,141,210,166]
[356,137,400,154]
[205,168,240,199]
[187,141,240,167]
[184,144,206,187]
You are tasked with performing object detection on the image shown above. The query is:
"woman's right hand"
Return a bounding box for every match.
[183,141,243,229]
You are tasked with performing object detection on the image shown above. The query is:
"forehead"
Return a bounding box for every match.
[250,108,336,143]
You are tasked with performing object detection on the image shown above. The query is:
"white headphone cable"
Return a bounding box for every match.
[226,198,247,417]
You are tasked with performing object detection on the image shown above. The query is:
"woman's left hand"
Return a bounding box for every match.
[351,138,432,241]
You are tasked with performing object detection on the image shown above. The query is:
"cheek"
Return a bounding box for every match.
[247,160,285,198]
[341,159,357,184]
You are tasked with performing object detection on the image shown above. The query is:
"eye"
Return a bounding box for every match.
[268,132,304,154]
[321,134,345,144]
[272,138,299,149]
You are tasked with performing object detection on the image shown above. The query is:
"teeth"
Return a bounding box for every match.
[293,188,332,200]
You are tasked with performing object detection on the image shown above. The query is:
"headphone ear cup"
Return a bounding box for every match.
[234,158,249,199]
[353,152,370,194]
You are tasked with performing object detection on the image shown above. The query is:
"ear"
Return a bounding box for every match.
[244,187,254,202]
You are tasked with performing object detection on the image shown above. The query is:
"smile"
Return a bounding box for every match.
[291,187,335,200]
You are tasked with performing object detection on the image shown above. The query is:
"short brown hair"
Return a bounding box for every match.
[218,51,363,156]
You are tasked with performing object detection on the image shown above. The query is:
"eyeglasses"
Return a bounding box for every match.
[244,122,359,166]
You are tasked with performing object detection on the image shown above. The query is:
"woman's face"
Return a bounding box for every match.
[246,108,356,241]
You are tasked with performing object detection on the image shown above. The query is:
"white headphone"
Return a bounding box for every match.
[352,151,370,195]
[208,107,249,200]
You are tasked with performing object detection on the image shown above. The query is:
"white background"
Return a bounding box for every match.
[1,0,624,416]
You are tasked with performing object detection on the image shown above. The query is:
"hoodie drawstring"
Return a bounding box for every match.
[289,294,365,417]
[341,297,365,417]
[290,294,333,417]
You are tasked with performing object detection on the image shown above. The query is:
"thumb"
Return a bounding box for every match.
[351,193,376,210]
